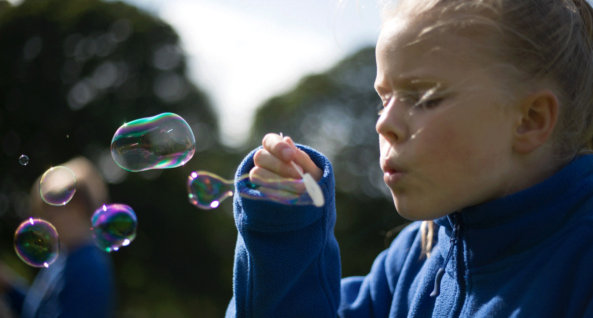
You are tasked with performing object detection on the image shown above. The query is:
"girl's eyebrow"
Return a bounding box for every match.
[396,77,448,89]
[375,76,449,95]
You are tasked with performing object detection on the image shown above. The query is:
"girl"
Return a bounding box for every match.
[226,0,593,317]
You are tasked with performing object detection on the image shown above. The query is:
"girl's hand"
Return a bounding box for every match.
[250,133,323,194]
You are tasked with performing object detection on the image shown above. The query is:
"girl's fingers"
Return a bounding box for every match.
[260,133,323,181]
[284,137,323,181]
[262,133,296,163]
[249,167,306,193]
[253,149,302,179]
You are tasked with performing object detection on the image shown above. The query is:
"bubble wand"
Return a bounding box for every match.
[280,133,324,207]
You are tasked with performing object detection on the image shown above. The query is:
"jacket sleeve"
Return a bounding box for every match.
[225,145,341,318]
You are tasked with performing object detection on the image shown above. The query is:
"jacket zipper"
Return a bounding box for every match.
[430,212,462,297]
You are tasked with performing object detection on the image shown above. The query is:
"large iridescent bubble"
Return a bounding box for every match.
[187,171,318,210]
[39,166,77,206]
[111,112,195,172]
[14,218,59,268]
[91,204,137,252]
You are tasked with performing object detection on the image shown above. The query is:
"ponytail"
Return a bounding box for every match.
[420,220,435,258]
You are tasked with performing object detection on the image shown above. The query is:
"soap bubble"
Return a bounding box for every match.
[187,171,234,210]
[238,174,316,206]
[14,218,59,268]
[187,171,317,209]
[91,204,137,252]
[111,112,195,172]
[39,166,77,206]
[19,154,29,166]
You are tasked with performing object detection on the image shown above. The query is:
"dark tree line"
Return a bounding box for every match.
[0,0,407,316]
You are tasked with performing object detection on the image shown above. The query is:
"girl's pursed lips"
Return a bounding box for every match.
[381,158,406,174]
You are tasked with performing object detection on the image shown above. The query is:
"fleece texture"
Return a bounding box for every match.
[226,146,593,318]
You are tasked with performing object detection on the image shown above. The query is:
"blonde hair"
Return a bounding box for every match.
[381,0,593,256]
[419,220,436,258]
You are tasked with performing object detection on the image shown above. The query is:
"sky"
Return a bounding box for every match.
[4,0,384,147]
[115,0,384,147]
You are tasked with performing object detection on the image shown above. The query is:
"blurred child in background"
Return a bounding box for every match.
[1,156,115,318]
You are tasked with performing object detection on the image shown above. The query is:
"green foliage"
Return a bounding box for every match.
[0,0,237,316]
[0,0,408,315]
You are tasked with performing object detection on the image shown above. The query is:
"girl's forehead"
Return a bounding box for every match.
[378,17,479,57]
[376,17,494,88]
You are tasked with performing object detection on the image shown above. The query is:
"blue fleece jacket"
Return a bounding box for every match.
[6,243,115,318]
[226,145,593,318]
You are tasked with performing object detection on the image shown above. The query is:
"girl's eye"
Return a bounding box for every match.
[414,98,443,109]
[377,95,444,115]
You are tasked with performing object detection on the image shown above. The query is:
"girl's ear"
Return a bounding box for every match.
[512,89,559,154]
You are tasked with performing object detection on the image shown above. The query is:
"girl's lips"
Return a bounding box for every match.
[384,170,405,186]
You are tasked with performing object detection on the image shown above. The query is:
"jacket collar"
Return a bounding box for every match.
[433,154,593,268]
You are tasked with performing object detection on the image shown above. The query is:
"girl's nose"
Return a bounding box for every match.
[376,98,406,144]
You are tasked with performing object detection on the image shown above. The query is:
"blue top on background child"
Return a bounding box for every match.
[226,0,593,316]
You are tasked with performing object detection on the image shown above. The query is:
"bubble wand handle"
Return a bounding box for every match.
[290,161,305,178]
[279,133,324,207]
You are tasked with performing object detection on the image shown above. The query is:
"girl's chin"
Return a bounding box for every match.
[393,197,451,221]
[396,209,429,221]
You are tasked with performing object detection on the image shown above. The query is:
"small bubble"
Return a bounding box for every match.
[91,204,137,252]
[19,154,29,166]
[39,166,77,206]
[14,219,59,268]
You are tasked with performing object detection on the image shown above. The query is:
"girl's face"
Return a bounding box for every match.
[376,17,520,220]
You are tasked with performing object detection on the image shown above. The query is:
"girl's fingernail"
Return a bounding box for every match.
[282,148,294,160]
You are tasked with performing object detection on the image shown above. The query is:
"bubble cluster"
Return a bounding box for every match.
[187,171,234,210]
[111,113,195,172]
[39,166,77,206]
[91,204,137,252]
[187,171,317,210]
[14,218,59,268]
[19,154,29,166]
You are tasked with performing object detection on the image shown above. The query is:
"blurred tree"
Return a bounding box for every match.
[0,0,410,315]
[0,0,241,317]
[250,47,409,277]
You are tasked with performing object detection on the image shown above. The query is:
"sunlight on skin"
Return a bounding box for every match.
[375,16,558,221]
